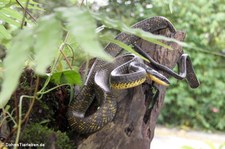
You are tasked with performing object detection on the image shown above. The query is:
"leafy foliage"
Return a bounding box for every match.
[56,7,112,61]
[0,0,38,40]
[50,70,81,85]
[20,123,72,149]
[93,13,185,49]
[33,14,62,74]
[0,24,12,39]
[0,28,33,108]
[0,6,111,108]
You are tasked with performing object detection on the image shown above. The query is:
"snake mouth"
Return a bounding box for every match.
[146,68,170,86]
[147,74,170,86]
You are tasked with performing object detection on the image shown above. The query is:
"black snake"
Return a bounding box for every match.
[67,16,200,134]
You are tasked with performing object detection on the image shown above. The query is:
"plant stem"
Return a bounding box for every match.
[14,95,33,149]
[22,76,40,124]
[16,0,36,26]
[37,84,68,95]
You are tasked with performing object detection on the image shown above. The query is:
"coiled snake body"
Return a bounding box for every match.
[67,16,200,134]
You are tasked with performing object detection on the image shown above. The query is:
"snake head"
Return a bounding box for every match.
[146,68,170,86]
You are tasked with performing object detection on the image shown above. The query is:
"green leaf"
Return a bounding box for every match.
[33,14,62,74]
[169,0,174,13]
[92,13,187,49]
[0,28,33,108]
[55,7,112,61]
[50,70,81,85]
[0,13,20,27]
[100,35,149,62]
[0,0,11,7]
[0,24,12,39]
[1,8,23,21]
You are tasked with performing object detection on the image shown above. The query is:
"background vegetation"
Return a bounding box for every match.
[0,0,224,147]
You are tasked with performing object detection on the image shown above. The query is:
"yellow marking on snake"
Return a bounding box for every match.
[147,74,169,86]
[111,78,146,89]
[0,141,8,149]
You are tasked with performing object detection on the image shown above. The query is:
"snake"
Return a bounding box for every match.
[67,16,200,134]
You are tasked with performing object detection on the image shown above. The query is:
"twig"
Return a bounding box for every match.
[59,44,73,70]
[22,76,39,124]
[16,0,36,27]
[19,0,29,29]
[52,32,73,71]
[37,84,68,95]
[65,43,76,65]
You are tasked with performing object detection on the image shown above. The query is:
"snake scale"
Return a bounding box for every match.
[67,16,200,134]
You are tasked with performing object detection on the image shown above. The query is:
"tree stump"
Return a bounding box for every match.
[77,27,186,149]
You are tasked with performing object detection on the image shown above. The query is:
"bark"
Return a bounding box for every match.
[77,27,186,149]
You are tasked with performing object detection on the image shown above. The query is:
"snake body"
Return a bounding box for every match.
[67,16,200,134]
[104,16,176,57]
